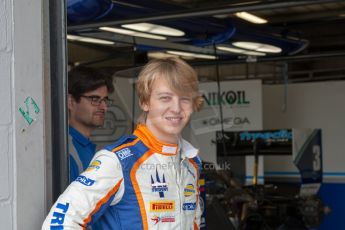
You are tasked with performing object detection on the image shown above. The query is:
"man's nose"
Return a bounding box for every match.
[98,100,108,109]
[171,98,181,112]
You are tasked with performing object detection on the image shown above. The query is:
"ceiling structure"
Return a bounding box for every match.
[67,0,345,84]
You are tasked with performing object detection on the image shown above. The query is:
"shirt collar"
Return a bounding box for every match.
[69,126,94,147]
[179,139,199,159]
[133,124,198,158]
[134,124,178,156]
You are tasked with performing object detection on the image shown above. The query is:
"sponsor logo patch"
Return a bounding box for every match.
[86,160,101,172]
[184,184,195,197]
[75,175,95,186]
[50,202,69,227]
[151,215,175,225]
[151,169,168,198]
[199,178,205,186]
[116,148,133,160]
[150,200,175,212]
[183,202,196,211]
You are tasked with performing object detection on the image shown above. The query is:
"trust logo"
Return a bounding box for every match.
[151,169,168,198]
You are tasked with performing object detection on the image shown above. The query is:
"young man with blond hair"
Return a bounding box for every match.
[43,57,203,230]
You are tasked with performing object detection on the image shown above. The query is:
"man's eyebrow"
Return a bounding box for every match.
[156,92,174,95]
[86,95,109,98]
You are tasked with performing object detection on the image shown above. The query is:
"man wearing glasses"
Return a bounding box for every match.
[68,66,114,182]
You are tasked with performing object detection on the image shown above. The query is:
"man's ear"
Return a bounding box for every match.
[140,101,149,112]
[68,94,74,110]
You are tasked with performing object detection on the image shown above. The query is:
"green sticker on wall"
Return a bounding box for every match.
[19,97,40,125]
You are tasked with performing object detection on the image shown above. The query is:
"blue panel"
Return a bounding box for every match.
[67,0,309,57]
[294,130,322,184]
[67,0,113,23]
[113,140,149,229]
[318,183,345,230]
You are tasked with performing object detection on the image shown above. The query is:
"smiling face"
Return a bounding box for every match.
[141,77,194,144]
[68,85,109,138]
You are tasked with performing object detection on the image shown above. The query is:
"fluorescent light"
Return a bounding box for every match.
[99,27,167,40]
[233,41,261,50]
[232,41,282,53]
[167,50,216,60]
[256,46,282,53]
[235,12,267,24]
[122,23,185,37]
[217,45,266,56]
[147,52,179,59]
[67,35,114,45]
[217,46,247,54]
[242,50,266,56]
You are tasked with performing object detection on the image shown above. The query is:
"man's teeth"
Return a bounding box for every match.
[166,117,181,121]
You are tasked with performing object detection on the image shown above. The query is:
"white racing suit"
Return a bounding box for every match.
[42,124,202,230]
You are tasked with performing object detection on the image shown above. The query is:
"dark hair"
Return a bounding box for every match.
[68,66,114,102]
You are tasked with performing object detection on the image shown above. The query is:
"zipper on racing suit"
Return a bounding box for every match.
[178,156,187,229]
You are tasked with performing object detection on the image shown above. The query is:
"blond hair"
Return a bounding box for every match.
[136,57,203,122]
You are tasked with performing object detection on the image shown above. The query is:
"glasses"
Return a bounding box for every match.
[80,95,113,106]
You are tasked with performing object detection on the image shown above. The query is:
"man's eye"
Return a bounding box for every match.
[181,97,192,102]
[90,97,101,102]
[159,96,170,100]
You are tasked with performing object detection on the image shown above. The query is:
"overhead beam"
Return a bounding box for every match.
[191,50,345,66]
[269,9,345,24]
[68,0,343,31]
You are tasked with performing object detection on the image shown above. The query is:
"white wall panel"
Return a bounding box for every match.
[0,0,46,229]
[0,0,14,228]
[13,0,46,227]
[263,81,345,181]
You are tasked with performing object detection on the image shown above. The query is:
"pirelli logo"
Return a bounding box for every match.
[149,201,175,212]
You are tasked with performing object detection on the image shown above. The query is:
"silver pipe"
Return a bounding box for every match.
[191,51,345,66]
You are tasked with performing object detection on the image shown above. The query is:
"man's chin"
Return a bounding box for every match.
[166,126,184,136]
[93,121,105,128]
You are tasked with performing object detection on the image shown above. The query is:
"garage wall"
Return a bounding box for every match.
[263,81,345,229]
[263,81,345,177]
[0,0,47,229]
[99,73,345,229]
[0,0,14,228]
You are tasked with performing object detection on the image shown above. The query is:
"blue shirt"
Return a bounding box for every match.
[69,126,96,182]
